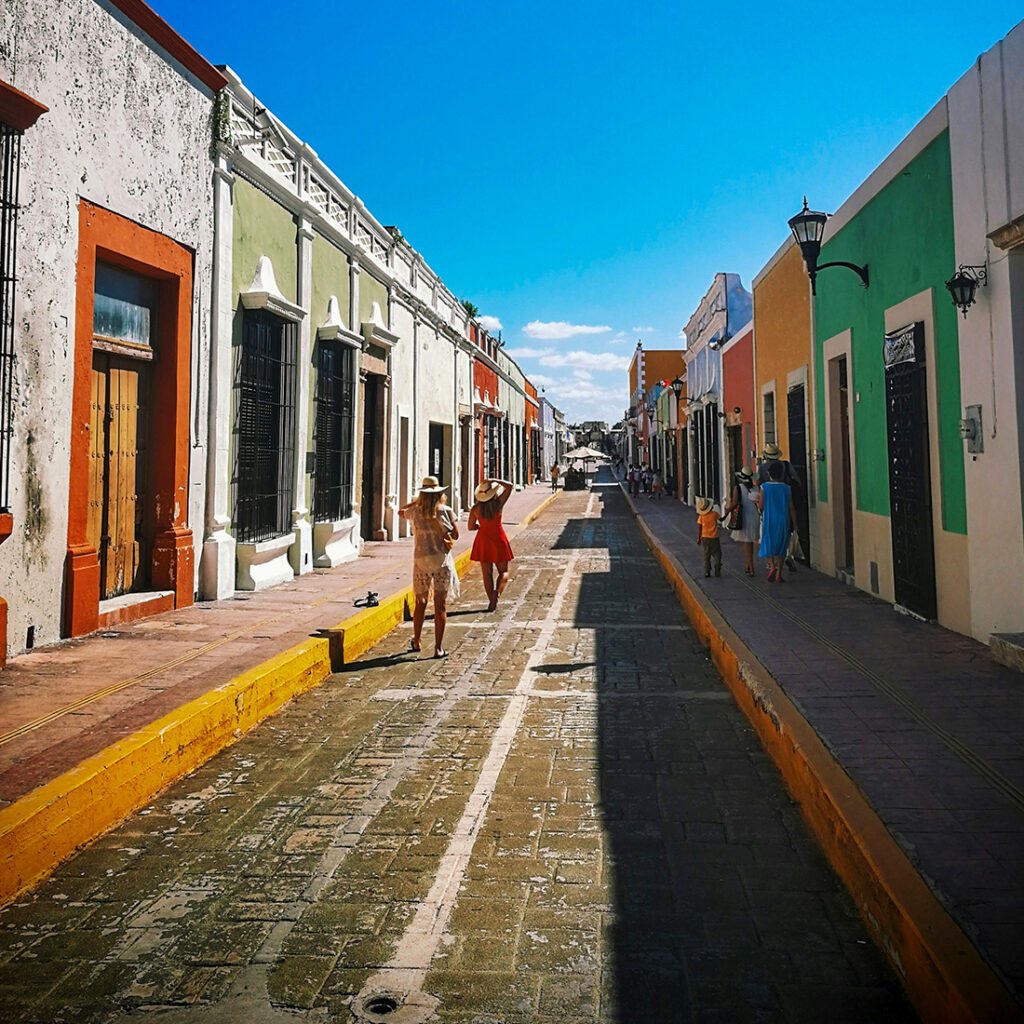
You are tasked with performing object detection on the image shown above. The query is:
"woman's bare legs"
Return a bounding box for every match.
[743,542,755,574]
[412,595,427,650]
[481,562,497,611]
[433,590,448,656]
[495,560,510,600]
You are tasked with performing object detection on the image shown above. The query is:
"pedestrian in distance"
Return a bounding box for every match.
[695,497,723,578]
[398,476,460,657]
[722,467,760,576]
[468,478,515,612]
[757,441,800,573]
[651,469,663,500]
[756,461,798,583]
[642,467,652,494]
[550,464,559,491]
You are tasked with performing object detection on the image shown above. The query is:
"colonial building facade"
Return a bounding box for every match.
[1,0,226,654]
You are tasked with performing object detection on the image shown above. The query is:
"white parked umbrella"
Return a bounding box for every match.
[564,445,605,461]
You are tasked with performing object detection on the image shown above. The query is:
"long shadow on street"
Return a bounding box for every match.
[564,481,915,1022]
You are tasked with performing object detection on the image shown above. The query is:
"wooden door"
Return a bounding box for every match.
[89,352,149,599]
[884,324,937,619]
[786,385,811,564]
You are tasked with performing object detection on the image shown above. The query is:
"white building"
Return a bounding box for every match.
[0,0,225,655]
[947,21,1024,642]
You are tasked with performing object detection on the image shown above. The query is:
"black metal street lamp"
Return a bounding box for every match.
[945,264,987,319]
[788,197,869,295]
[671,378,684,399]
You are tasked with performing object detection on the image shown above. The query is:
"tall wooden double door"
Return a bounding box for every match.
[87,351,150,599]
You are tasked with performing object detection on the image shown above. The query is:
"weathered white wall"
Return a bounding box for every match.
[0,0,216,656]
[948,19,1024,640]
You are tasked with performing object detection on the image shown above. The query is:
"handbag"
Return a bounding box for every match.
[429,513,454,550]
[726,499,743,532]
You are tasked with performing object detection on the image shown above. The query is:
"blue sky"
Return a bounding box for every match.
[156,0,1022,424]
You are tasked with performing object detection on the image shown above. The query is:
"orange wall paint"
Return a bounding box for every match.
[752,244,813,459]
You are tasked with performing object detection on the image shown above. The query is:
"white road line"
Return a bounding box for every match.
[353,492,598,1019]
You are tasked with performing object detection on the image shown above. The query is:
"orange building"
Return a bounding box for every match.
[627,343,684,465]
[751,239,814,562]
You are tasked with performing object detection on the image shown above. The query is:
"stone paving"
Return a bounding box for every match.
[624,477,1024,1007]
[0,484,914,1022]
[0,484,554,809]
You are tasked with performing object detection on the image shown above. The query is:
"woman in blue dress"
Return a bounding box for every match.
[756,461,797,583]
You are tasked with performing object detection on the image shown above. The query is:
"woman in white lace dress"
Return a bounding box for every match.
[722,467,761,576]
[398,476,460,657]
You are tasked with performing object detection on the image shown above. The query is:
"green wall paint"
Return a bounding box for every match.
[359,272,388,327]
[232,177,298,305]
[813,130,966,534]
[311,233,350,331]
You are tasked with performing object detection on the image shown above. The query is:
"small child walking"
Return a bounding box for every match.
[695,497,723,577]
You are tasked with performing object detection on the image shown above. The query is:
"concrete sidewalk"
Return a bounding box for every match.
[0,484,557,902]
[623,478,1024,1020]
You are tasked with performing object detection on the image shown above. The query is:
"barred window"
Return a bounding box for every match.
[233,309,297,543]
[0,123,23,513]
[312,340,355,523]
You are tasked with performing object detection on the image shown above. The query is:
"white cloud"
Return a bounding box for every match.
[504,346,549,360]
[539,350,629,373]
[523,320,612,340]
[526,373,560,388]
[632,325,655,333]
[507,346,630,373]
[478,314,503,332]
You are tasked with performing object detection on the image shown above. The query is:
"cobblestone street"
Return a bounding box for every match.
[0,485,914,1023]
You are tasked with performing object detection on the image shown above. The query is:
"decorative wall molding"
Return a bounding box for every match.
[240,255,306,322]
[316,296,363,347]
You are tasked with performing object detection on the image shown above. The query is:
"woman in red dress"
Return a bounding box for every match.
[468,478,515,611]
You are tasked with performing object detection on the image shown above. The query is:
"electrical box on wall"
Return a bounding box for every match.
[959,404,983,454]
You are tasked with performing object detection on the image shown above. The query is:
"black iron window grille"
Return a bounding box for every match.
[312,340,355,523]
[233,308,297,544]
[0,122,23,514]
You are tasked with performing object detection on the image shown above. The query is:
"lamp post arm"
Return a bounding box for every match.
[817,260,869,288]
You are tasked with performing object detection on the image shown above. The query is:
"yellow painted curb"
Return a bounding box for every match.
[0,490,561,909]
[0,636,332,908]
[622,486,1023,1024]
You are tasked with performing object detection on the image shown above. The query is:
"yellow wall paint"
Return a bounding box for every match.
[752,244,812,460]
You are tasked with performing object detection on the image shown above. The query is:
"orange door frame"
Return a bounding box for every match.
[64,201,194,637]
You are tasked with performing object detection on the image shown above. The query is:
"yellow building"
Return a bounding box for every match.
[751,240,814,562]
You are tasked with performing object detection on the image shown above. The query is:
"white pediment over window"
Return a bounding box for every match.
[316,295,364,347]
[240,255,306,323]
[360,300,399,348]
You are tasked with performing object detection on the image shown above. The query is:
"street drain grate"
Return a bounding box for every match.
[365,995,399,1015]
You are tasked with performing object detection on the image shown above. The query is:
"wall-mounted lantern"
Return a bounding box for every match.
[788,197,869,295]
[671,378,684,399]
[944,264,987,319]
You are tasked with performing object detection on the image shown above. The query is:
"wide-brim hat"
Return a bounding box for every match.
[418,475,447,494]
[762,442,783,461]
[736,467,754,484]
[474,481,504,503]
[696,497,714,514]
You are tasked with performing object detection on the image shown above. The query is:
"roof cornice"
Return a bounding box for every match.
[107,0,227,92]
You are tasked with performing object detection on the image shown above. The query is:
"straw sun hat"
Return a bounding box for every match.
[762,442,783,461]
[418,475,447,494]
[696,497,714,515]
[736,467,754,484]
[474,481,504,503]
